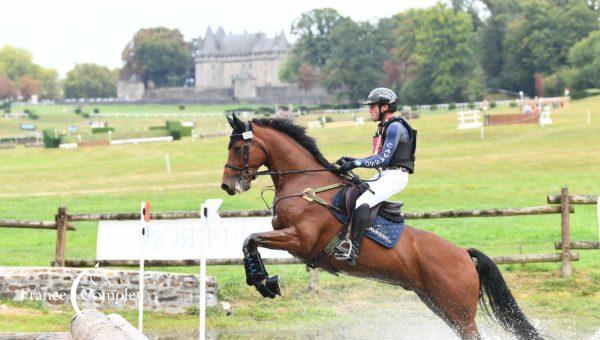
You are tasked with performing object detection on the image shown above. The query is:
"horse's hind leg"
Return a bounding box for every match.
[424,272,481,340]
[417,290,480,340]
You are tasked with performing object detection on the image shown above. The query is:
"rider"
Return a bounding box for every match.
[334,87,416,265]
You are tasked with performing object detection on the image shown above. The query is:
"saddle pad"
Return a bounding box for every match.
[332,190,405,249]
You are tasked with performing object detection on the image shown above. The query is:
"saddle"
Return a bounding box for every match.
[306,183,406,275]
[336,184,404,224]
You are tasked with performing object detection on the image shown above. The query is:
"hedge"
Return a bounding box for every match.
[43,129,62,148]
[166,120,182,140]
[91,127,115,134]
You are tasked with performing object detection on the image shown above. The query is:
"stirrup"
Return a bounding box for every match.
[334,239,353,261]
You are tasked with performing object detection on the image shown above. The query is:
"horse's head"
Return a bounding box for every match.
[221,114,269,196]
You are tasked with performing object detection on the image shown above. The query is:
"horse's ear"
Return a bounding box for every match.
[232,113,246,131]
[226,115,235,129]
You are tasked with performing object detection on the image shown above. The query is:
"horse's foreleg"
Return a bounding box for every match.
[242,227,301,299]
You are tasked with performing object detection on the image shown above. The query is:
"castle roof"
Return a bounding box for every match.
[196,26,290,57]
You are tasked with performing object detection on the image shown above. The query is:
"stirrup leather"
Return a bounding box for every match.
[333,239,354,260]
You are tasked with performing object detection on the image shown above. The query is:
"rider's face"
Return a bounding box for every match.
[369,103,388,121]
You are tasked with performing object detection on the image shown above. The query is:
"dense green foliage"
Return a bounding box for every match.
[558,30,600,93]
[499,0,598,95]
[324,21,386,102]
[42,129,61,148]
[166,120,183,140]
[395,5,484,103]
[91,127,115,134]
[0,45,60,100]
[121,27,191,88]
[63,64,117,99]
[285,1,598,102]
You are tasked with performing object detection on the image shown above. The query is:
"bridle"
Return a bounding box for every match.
[223,121,342,180]
[224,124,271,181]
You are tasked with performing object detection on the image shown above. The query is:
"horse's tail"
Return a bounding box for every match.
[467,248,543,340]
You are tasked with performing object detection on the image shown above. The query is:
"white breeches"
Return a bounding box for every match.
[355,169,409,208]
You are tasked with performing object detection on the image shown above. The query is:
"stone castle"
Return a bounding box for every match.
[118,27,327,104]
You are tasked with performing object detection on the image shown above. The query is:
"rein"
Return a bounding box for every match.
[224,120,380,214]
[224,129,340,179]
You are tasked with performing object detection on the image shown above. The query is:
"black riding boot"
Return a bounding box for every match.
[335,203,370,266]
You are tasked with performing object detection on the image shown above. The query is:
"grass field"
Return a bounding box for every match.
[0,97,599,337]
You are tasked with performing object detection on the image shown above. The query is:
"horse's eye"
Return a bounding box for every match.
[233,146,242,154]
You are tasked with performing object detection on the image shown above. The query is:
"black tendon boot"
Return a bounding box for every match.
[334,203,370,266]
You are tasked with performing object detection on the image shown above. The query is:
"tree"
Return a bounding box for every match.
[121,27,191,88]
[375,18,403,91]
[0,45,60,100]
[564,30,600,90]
[394,5,484,104]
[35,67,61,100]
[499,0,597,95]
[0,45,36,81]
[18,75,38,100]
[324,21,386,102]
[296,64,319,91]
[0,76,16,100]
[278,54,302,82]
[291,8,348,70]
[63,63,117,98]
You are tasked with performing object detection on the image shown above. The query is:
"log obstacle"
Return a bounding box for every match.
[71,310,147,340]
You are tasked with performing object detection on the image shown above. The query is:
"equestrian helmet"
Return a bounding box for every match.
[364,87,397,105]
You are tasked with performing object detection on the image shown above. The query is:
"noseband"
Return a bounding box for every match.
[224,121,271,180]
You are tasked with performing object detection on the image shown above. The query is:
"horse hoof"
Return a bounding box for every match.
[266,275,281,296]
[254,275,281,298]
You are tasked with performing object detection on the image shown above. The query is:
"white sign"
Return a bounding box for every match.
[96,217,292,260]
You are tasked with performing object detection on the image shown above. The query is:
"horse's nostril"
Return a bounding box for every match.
[221,183,229,191]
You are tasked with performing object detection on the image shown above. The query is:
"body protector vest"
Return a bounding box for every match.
[373,117,417,173]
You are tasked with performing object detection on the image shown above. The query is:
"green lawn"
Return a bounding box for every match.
[0,97,599,337]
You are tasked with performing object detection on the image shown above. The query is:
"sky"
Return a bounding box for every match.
[0,0,437,77]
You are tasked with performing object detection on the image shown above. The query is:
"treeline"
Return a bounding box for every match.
[0,46,61,101]
[0,26,191,101]
[282,1,599,104]
[0,45,119,101]
[2,1,597,103]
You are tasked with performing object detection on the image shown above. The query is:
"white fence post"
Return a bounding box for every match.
[138,202,150,333]
[165,153,171,175]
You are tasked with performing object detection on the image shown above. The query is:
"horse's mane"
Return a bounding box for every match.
[252,118,335,169]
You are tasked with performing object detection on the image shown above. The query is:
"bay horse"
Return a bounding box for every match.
[220,115,542,340]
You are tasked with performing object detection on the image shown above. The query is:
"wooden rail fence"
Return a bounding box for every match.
[49,191,578,276]
[0,189,583,278]
[0,218,75,230]
[548,192,599,251]
[56,253,579,268]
